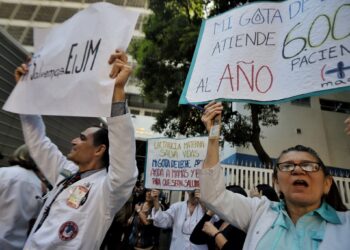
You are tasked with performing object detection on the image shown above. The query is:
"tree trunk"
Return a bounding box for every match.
[250,104,273,167]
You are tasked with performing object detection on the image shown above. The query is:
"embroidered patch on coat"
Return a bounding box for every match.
[58,221,79,241]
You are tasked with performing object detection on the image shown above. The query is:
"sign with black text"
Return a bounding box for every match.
[145,137,208,191]
[4,3,139,117]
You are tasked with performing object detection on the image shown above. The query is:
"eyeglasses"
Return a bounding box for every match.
[276,162,321,172]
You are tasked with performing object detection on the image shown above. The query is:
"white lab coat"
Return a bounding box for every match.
[21,114,138,250]
[200,164,350,250]
[0,166,42,250]
[152,201,208,250]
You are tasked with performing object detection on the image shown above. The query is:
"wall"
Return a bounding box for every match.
[229,93,350,170]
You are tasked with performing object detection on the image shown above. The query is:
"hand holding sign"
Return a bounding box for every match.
[4,3,139,117]
[151,189,161,211]
[201,102,223,134]
[194,189,201,200]
[14,63,30,83]
[108,50,132,102]
[151,189,160,200]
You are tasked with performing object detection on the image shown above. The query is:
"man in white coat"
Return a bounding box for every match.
[14,50,138,250]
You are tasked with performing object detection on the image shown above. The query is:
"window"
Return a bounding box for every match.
[130,109,140,115]
[144,111,158,117]
[291,97,311,107]
[320,99,350,114]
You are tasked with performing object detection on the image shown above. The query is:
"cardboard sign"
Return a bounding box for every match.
[3,3,139,117]
[179,0,350,105]
[145,137,208,191]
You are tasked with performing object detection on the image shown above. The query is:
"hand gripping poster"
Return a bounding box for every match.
[3,3,139,117]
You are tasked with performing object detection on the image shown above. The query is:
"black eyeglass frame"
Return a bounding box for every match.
[276,161,322,172]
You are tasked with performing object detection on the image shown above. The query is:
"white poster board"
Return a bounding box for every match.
[3,3,139,117]
[145,137,208,191]
[179,0,350,105]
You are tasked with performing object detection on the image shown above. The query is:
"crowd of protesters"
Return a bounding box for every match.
[0,15,349,248]
[0,141,293,250]
[100,180,283,250]
[1,147,349,250]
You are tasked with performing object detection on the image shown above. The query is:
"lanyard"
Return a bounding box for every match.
[34,168,105,233]
[34,172,82,232]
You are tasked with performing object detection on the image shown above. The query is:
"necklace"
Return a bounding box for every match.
[182,202,200,235]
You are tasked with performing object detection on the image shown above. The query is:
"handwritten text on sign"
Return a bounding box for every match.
[179,0,350,104]
[3,3,139,117]
[145,137,208,191]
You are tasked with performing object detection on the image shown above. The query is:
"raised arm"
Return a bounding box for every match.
[103,50,138,215]
[15,63,77,184]
[199,101,259,232]
[201,101,223,169]
[108,50,131,103]
[151,190,176,229]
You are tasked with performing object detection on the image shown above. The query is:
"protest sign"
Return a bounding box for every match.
[179,0,350,105]
[3,3,139,117]
[144,137,208,191]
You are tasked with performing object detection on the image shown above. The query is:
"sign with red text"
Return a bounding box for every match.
[145,137,208,191]
[179,0,350,105]
[3,3,139,117]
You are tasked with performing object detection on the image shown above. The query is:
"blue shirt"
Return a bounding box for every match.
[256,201,341,250]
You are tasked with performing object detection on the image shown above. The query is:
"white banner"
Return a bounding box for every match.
[145,137,208,191]
[3,3,139,117]
[179,0,350,105]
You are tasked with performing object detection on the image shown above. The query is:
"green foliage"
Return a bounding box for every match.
[130,0,203,104]
[130,0,206,137]
[130,0,280,164]
[222,104,280,148]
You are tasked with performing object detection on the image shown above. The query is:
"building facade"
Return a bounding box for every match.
[224,93,350,174]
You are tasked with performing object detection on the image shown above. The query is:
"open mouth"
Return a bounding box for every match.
[293,180,308,187]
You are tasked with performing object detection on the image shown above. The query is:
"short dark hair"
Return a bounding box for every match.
[256,184,279,202]
[226,185,247,197]
[138,188,152,202]
[92,126,109,169]
[325,180,348,211]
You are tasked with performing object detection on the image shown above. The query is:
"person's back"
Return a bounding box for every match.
[0,159,42,249]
